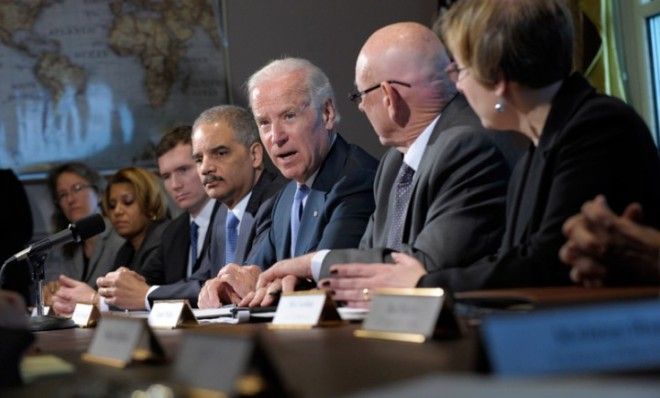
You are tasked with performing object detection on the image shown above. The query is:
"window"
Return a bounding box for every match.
[618,0,660,145]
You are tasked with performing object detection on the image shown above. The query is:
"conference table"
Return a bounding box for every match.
[5,287,660,397]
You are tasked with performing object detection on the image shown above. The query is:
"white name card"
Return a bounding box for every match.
[270,289,341,329]
[71,303,100,328]
[30,306,53,317]
[482,299,660,375]
[82,315,165,368]
[355,288,459,343]
[148,300,197,329]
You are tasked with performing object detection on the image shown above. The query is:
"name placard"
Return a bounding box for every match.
[270,289,341,329]
[482,299,660,375]
[82,315,165,368]
[355,288,459,343]
[72,303,100,328]
[174,331,258,395]
[148,300,197,329]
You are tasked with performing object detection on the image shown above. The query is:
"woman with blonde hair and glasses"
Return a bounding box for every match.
[52,167,170,314]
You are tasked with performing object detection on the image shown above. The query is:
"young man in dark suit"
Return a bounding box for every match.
[75,126,212,310]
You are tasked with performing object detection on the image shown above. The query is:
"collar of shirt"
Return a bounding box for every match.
[228,191,252,223]
[190,198,215,231]
[403,114,440,172]
[190,198,215,247]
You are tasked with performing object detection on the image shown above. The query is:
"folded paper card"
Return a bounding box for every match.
[481,298,660,375]
[355,288,459,343]
[270,289,341,329]
[148,300,197,329]
[82,315,165,367]
[72,303,100,328]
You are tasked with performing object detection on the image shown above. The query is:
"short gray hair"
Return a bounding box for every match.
[246,57,341,124]
[192,105,260,148]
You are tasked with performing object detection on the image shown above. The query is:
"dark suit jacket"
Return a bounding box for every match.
[248,134,378,268]
[148,169,286,306]
[140,201,219,286]
[0,169,33,304]
[321,95,515,276]
[113,219,170,276]
[420,73,660,290]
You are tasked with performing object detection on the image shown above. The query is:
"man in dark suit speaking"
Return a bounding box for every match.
[245,22,519,306]
[197,58,378,308]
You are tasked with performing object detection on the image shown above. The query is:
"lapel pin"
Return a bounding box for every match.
[313,211,318,217]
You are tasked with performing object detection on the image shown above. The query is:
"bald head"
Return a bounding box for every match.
[355,22,454,150]
[357,22,450,92]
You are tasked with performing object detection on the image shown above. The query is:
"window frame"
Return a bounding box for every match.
[618,0,660,145]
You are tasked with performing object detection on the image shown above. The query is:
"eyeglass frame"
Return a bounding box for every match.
[56,183,93,202]
[348,80,411,103]
[445,62,469,84]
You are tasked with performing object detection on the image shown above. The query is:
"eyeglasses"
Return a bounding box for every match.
[56,183,92,202]
[348,80,411,103]
[445,62,469,83]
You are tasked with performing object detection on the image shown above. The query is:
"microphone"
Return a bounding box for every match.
[2,214,106,265]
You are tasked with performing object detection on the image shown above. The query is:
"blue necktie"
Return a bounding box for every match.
[290,184,310,256]
[386,163,415,251]
[225,211,239,264]
[188,221,199,276]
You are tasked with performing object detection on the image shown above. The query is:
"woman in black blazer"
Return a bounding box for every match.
[329,0,660,296]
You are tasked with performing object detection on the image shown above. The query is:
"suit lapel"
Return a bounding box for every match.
[295,189,325,256]
[278,183,296,258]
[503,147,532,249]
[235,212,255,263]
[84,227,107,280]
[209,206,228,274]
[193,200,220,272]
[169,214,190,278]
[292,135,349,256]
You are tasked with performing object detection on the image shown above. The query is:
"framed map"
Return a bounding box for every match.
[0,0,228,174]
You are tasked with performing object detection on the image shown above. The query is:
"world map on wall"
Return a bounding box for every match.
[0,0,227,173]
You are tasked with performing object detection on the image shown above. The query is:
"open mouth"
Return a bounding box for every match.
[277,151,297,161]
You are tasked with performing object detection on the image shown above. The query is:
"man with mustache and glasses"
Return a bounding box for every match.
[197,58,378,308]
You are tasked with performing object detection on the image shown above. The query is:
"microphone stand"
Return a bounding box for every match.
[26,252,76,331]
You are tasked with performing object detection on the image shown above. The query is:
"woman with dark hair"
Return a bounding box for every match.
[52,167,169,315]
[101,167,170,274]
[45,162,124,286]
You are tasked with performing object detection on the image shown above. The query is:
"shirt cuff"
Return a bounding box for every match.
[145,285,160,310]
[311,249,331,281]
[98,296,109,312]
